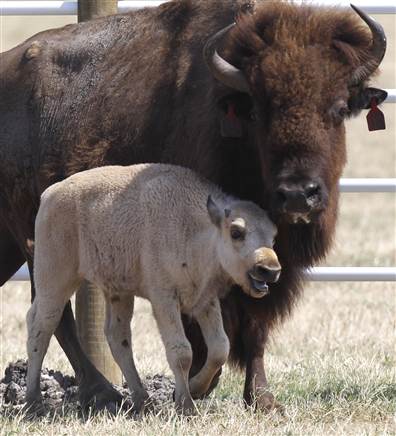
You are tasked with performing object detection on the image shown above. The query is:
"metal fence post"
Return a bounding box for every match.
[75,0,122,386]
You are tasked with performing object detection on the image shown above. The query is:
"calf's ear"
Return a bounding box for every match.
[349,87,388,111]
[207,195,223,228]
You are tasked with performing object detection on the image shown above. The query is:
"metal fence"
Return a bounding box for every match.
[1,1,395,15]
[2,0,396,283]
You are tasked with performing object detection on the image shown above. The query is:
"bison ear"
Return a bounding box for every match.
[349,87,388,111]
[207,195,223,228]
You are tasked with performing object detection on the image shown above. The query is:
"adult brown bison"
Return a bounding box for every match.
[0,0,387,411]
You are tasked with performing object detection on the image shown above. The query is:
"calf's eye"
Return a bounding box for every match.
[231,226,245,240]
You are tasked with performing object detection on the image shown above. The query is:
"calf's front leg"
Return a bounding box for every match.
[151,292,196,415]
[189,298,229,399]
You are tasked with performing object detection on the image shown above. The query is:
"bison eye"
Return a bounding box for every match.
[329,99,350,123]
[338,105,350,118]
[250,110,258,122]
[230,225,245,241]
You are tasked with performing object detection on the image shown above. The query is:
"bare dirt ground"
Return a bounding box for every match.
[1,6,395,436]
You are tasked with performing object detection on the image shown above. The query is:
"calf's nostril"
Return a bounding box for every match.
[255,265,267,279]
[253,265,281,283]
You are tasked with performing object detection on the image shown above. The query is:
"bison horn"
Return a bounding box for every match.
[350,4,387,83]
[203,23,250,93]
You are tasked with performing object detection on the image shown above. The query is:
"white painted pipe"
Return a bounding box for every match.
[0,1,395,15]
[339,178,396,193]
[293,0,396,14]
[9,264,396,282]
[0,1,76,15]
[10,265,30,281]
[384,89,396,103]
[306,267,396,281]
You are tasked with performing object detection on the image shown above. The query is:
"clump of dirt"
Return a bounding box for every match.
[0,359,174,416]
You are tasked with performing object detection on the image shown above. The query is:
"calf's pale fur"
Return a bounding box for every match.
[26,164,280,414]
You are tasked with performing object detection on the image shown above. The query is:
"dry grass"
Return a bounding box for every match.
[1,6,395,436]
[1,281,394,435]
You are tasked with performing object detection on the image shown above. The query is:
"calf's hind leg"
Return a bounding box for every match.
[103,294,148,412]
[26,283,76,412]
[27,254,123,410]
[188,299,229,399]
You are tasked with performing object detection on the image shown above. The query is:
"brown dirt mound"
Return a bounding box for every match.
[0,359,175,416]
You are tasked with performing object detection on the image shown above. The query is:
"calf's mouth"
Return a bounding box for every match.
[248,273,269,296]
[246,262,281,298]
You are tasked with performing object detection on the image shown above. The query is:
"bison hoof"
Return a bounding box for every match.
[131,389,149,414]
[175,399,196,416]
[245,389,284,414]
[23,399,46,418]
[174,392,196,416]
[78,380,123,414]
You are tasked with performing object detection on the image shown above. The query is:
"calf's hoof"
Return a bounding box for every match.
[188,367,222,400]
[78,379,124,414]
[189,378,214,400]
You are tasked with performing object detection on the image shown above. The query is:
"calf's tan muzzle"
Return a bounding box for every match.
[247,248,281,298]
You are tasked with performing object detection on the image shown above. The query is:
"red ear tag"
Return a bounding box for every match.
[221,103,243,138]
[366,98,386,131]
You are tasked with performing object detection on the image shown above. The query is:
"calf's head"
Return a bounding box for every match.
[205,3,387,227]
[207,195,281,298]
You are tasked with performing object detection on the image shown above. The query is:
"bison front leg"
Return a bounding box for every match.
[244,355,281,412]
[241,313,282,413]
[0,221,25,285]
[56,301,124,411]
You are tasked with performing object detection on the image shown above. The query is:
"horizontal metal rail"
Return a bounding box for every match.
[4,178,395,283]
[306,267,396,281]
[9,264,396,282]
[1,4,395,106]
[0,1,395,15]
[1,1,394,286]
[384,89,396,103]
[339,178,396,193]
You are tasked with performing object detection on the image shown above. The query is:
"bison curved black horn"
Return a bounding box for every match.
[203,23,250,93]
[350,4,387,83]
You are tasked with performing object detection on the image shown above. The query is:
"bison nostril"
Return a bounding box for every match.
[276,188,288,205]
[305,183,320,199]
[276,188,308,212]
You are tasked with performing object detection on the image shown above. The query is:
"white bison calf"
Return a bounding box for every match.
[26,164,281,414]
